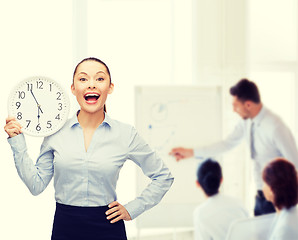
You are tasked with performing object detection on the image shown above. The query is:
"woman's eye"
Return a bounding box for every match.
[80,78,87,81]
[97,78,104,81]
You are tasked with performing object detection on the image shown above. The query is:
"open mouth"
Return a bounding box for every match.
[84,93,100,103]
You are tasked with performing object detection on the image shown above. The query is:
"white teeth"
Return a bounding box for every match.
[85,93,99,97]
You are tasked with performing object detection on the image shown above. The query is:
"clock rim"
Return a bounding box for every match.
[7,76,71,137]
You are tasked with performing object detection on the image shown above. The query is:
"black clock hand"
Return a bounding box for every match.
[37,106,40,123]
[38,105,43,115]
[30,89,44,114]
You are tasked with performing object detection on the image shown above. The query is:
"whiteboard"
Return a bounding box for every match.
[135,85,223,228]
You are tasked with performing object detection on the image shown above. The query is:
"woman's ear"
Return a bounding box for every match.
[196,180,200,188]
[108,83,114,94]
[71,84,75,96]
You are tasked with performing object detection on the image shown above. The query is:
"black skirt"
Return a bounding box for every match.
[51,202,127,240]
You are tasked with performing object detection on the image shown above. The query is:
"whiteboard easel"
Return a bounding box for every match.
[135,85,223,230]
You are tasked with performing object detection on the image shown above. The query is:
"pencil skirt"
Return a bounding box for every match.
[51,202,127,240]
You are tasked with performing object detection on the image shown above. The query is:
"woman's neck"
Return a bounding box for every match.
[275,207,282,214]
[77,109,105,129]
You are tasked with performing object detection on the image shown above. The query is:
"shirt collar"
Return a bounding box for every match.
[69,111,80,128]
[279,205,297,216]
[69,111,113,128]
[251,105,267,126]
[207,192,221,202]
[103,113,113,128]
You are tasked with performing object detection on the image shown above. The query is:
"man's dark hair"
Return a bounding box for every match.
[197,159,222,197]
[230,78,261,103]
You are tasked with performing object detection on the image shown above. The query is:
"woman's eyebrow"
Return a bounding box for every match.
[78,72,88,75]
[96,71,107,75]
[77,71,106,76]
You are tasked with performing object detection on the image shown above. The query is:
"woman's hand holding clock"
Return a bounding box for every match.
[4,116,22,138]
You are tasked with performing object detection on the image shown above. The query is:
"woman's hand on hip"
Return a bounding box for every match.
[106,201,132,223]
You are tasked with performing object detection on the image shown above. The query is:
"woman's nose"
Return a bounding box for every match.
[88,79,96,89]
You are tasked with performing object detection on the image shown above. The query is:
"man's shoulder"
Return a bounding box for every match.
[193,202,214,224]
[194,200,213,217]
[260,107,285,128]
[194,194,232,215]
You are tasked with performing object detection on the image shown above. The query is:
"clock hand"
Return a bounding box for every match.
[30,89,44,114]
[38,105,43,115]
[37,106,40,123]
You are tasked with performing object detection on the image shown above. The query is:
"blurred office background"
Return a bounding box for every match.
[0,0,297,239]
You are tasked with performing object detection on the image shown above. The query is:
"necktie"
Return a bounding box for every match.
[250,122,256,159]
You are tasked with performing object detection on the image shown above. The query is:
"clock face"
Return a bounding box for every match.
[8,76,70,137]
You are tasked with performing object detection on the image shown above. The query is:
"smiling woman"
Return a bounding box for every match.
[4,57,174,240]
[71,57,114,118]
[72,57,113,113]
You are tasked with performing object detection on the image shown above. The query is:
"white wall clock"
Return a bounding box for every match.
[8,76,70,137]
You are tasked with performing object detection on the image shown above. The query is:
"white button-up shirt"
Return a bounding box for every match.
[193,193,248,240]
[8,113,174,220]
[194,106,298,189]
[268,206,298,240]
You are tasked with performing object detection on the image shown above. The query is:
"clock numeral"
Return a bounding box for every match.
[36,123,41,131]
[18,91,25,99]
[16,102,21,109]
[56,92,62,100]
[47,121,52,129]
[37,81,43,89]
[17,112,22,120]
[49,83,52,92]
[55,114,60,120]
[26,120,31,128]
[58,103,63,111]
[27,83,33,91]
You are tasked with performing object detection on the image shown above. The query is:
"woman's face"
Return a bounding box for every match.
[263,182,274,203]
[71,60,114,114]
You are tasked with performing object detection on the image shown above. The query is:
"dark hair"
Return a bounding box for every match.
[197,159,222,196]
[73,57,112,112]
[262,158,298,210]
[229,78,261,103]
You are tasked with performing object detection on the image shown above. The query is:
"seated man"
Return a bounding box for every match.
[193,159,248,240]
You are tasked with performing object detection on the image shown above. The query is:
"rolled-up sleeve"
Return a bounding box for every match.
[124,127,174,220]
[8,134,54,196]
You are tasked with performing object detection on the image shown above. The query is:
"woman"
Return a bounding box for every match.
[5,57,174,240]
[193,158,247,240]
[262,158,298,240]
